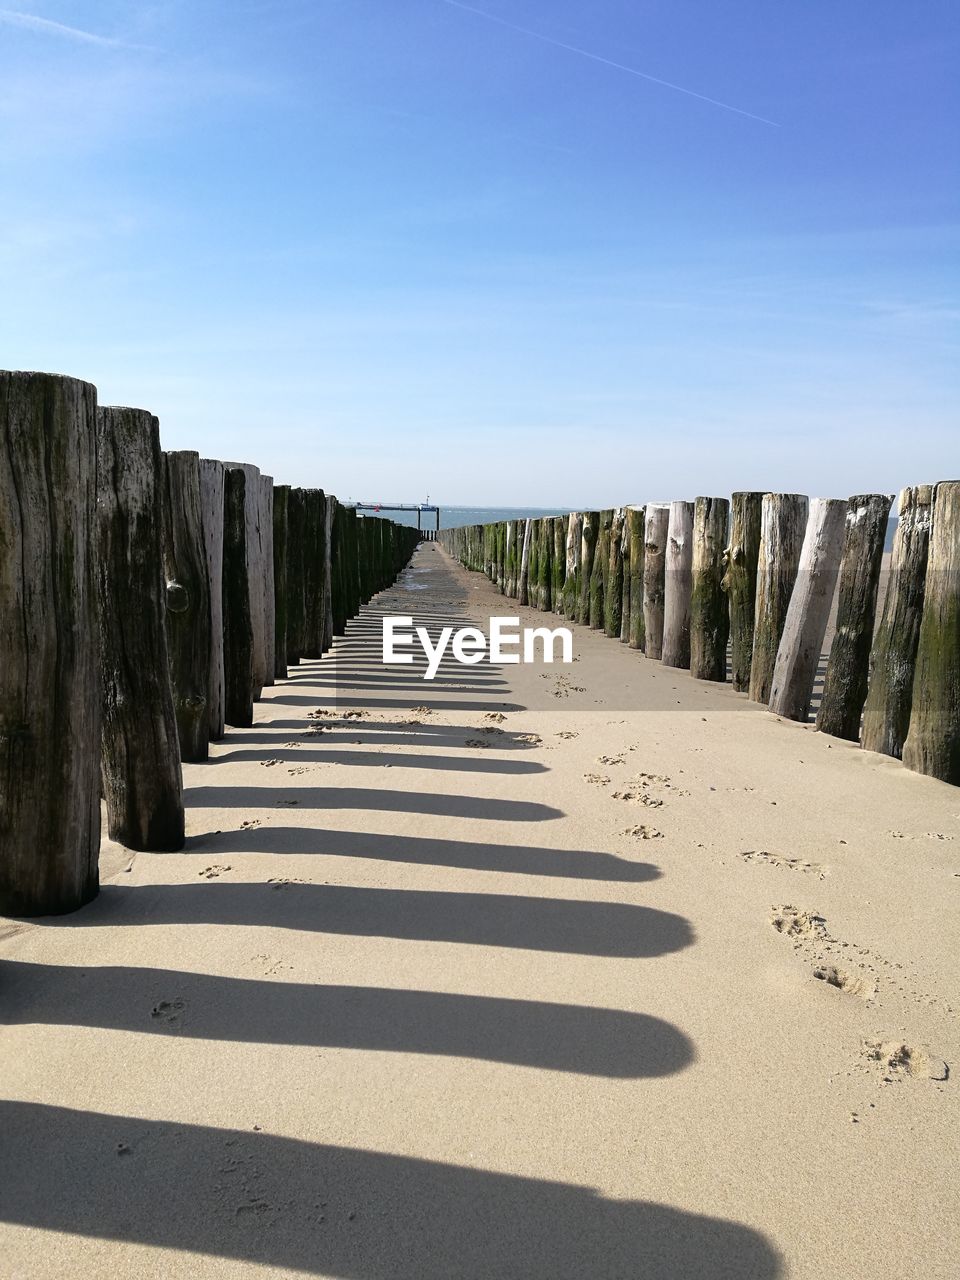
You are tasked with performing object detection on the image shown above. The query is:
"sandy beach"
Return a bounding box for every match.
[1,541,958,1279]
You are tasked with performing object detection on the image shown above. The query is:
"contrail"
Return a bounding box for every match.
[437,0,779,127]
[0,8,133,47]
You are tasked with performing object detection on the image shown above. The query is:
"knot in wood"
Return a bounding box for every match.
[165,580,190,613]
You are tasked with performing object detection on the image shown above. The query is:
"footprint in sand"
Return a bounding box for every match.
[267,877,307,891]
[770,904,828,941]
[150,998,185,1026]
[622,825,663,841]
[813,965,876,1000]
[741,850,827,879]
[483,712,507,724]
[287,766,313,776]
[516,733,542,746]
[555,730,579,740]
[585,773,611,786]
[199,864,232,879]
[275,799,299,807]
[240,819,261,830]
[612,789,664,808]
[596,754,625,766]
[260,759,281,768]
[861,1040,949,1083]
[342,709,368,720]
[465,738,489,749]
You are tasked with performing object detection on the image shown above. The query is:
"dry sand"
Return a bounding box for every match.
[1,542,958,1278]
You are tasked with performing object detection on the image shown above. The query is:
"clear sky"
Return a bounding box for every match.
[1,2,956,507]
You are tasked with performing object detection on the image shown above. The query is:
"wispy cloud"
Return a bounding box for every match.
[0,8,144,48]
[437,0,779,127]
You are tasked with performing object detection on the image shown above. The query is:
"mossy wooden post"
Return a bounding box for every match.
[497,521,507,593]
[903,481,960,783]
[505,521,517,597]
[537,517,552,610]
[619,509,633,642]
[223,467,255,726]
[161,450,211,761]
[97,406,184,852]
[589,509,612,629]
[0,372,99,916]
[527,520,540,607]
[722,492,764,692]
[749,493,808,704]
[562,513,582,619]
[816,493,893,740]
[322,494,335,651]
[518,518,532,606]
[553,516,566,614]
[198,459,226,739]
[285,488,306,665]
[578,512,599,625]
[627,506,646,650]
[861,485,934,758]
[690,497,730,681]
[767,498,846,721]
[642,504,670,659]
[259,477,275,687]
[272,484,289,682]
[301,490,321,658]
[662,501,694,668]
[224,461,264,697]
[330,501,346,635]
[604,508,625,638]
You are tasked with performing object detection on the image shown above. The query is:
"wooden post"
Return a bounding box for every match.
[903,481,960,783]
[662,501,694,668]
[322,494,335,651]
[259,477,275,686]
[589,509,612,629]
[97,406,184,852]
[518,518,532,606]
[223,461,265,697]
[689,497,730,681]
[330,500,346,635]
[861,485,934,758]
[642,504,670,659]
[0,371,100,915]
[161,450,211,761]
[722,492,764,692]
[537,517,552,610]
[627,506,646,650]
[198,459,226,739]
[562,513,582,619]
[301,490,322,658]
[223,467,255,727]
[505,520,517,597]
[605,507,625,638]
[272,484,289,682]
[767,498,846,721]
[553,516,566,614]
[285,488,306,664]
[816,493,893,740]
[749,493,808,704]
[577,512,598,624]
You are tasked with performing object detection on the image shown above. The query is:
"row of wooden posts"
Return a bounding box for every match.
[438,485,960,788]
[0,371,420,918]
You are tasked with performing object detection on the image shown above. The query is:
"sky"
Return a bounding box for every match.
[1,1,957,507]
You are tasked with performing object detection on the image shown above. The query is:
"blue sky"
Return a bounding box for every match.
[1,2,956,506]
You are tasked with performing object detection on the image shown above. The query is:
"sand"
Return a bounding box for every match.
[1,542,958,1278]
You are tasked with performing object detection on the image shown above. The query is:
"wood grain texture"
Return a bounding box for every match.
[223,461,264,697]
[690,497,730,681]
[272,484,289,682]
[259,476,275,686]
[642,505,670,660]
[198,458,225,739]
[627,506,646,651]
[749,494,808,704]
[98,406,184,851]
[723,492,763,692]
[222,467,255,727]
[0,371,100,915]
[662,501,694,669]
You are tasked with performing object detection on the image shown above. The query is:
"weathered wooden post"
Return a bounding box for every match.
[0,371,100,915]
[642,504,670,659]
[537,517,553,610]
[749,493,808,704]
[620,513,631,642]
[589,509,612,629]
[285,488,306,664]
[767,498,846,721]
[98,406,184,852]
[902,481,960,783]
[505,520,517,597]
[577,512,598,624]
[322,494,335,651]
[518,518,532,606]
[553,516,566,614]
[330,500,346,635]
[816,493,893,740]
[562,513,582,619]
[627,506,646,650]
[272,484,289,682]
[224,461,265,697]
[301,490,322,658]
[662,500,695,668]
[689,497,730,681]
[223,467,255,727]
[198,459,226,738]
[722,492,764,692]
[259,477,275,686]
[861,485,934,758]
[605,508,625,638]
[161,450,211,761]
